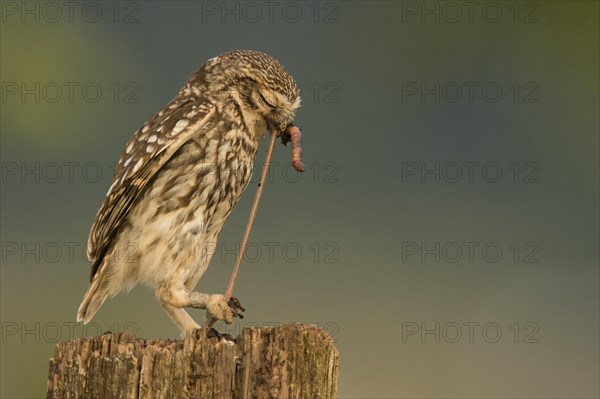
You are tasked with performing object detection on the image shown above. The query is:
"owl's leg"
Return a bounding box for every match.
[159,301,201,333]
[156,286,244,333]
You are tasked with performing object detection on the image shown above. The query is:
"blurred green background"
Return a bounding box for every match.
[1,1,598,398]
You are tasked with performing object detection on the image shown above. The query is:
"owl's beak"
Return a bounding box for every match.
[278,123,293,145]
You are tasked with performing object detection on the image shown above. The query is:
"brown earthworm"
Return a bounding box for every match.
[286,125,305,172]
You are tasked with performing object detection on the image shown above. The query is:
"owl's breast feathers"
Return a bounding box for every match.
[87,99,261,280]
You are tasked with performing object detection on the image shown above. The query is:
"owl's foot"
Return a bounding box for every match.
[227,297,245,319]
[199,294,245,324]
[205,327,236,342]
[156,288,245,333]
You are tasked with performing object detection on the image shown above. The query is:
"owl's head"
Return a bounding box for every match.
[201,50,301,133]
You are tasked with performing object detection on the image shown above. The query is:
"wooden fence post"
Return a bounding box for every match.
[47,323,339,399]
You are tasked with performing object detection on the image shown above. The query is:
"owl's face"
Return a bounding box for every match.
[245,78,300,132]
[201,50,301,133]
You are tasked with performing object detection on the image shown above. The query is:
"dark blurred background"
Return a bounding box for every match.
[1,1,598,398]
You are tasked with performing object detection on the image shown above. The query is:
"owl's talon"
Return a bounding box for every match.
[205,294,244,323]
[228,296,245,319]
[206,327,236,341]
[206,327,220,339]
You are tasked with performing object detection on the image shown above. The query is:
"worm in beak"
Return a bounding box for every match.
[280,124,305,172]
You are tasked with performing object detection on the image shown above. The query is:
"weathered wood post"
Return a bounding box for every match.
[46,323,339,399]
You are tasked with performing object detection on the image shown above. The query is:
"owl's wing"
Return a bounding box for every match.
[87,98,216,280]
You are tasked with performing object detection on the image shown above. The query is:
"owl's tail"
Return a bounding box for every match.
[76,258,111,324]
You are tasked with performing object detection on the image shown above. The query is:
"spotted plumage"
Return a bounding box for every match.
[77,50,301,333]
